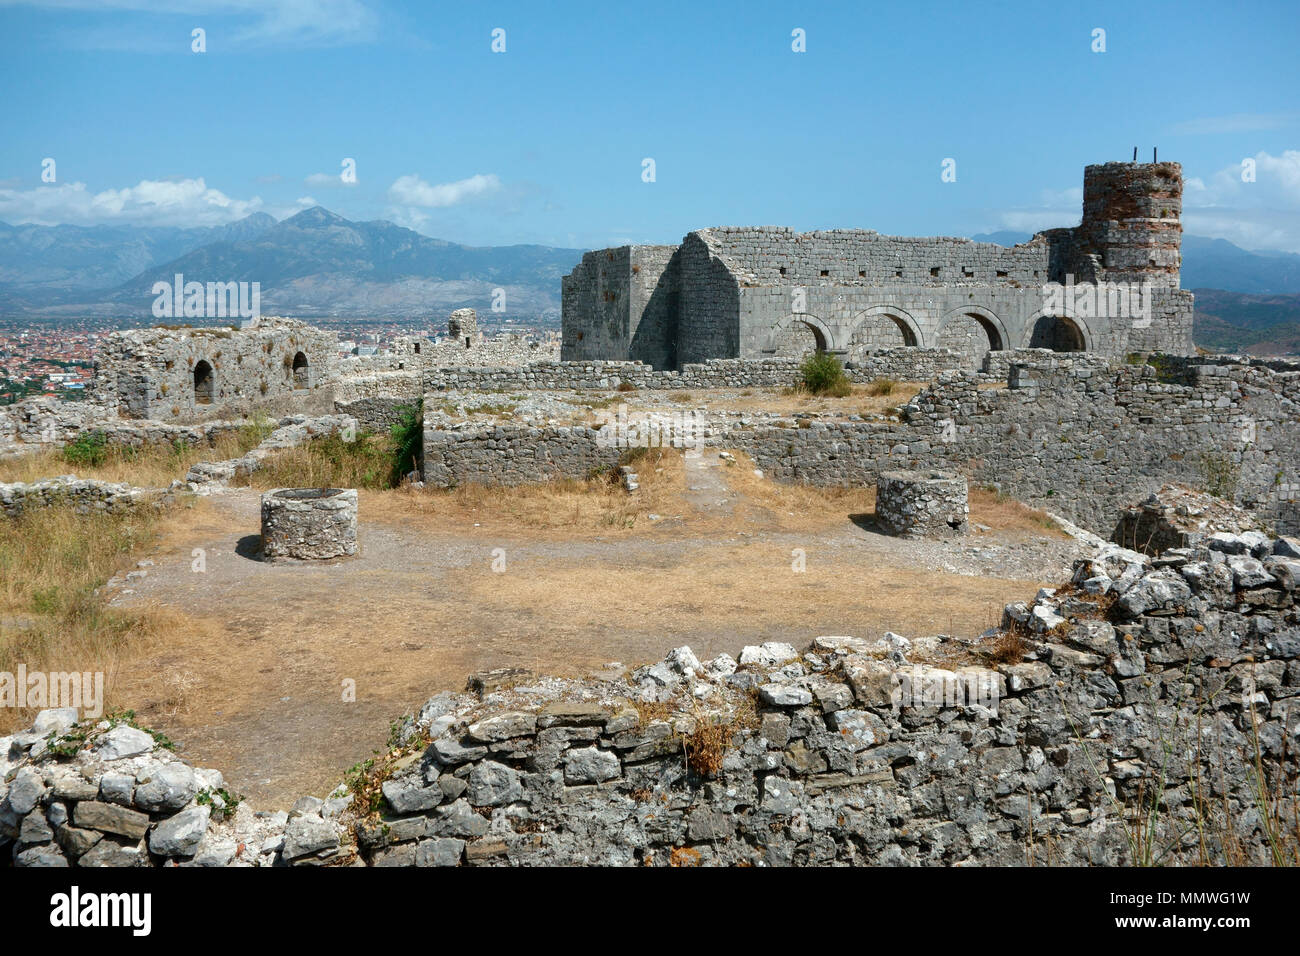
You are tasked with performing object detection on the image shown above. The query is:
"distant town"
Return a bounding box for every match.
[0,313,559,404]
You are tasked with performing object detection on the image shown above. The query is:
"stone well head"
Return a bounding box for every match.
[875,469,969,538]
[260,487,359,560]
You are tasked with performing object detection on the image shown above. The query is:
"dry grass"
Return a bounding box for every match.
[0,500,216,732]
[986,626,1032,665]
[718,450,877,531]
[681,696,759,778]
[729,382,923,419]
[0,427,267,487]
[969,488,1067,536]
[363,446,688,534]
[239,432,397,491]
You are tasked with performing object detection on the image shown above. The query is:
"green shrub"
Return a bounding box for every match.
[389,400,423,486]
[62,430,109,467]
[1201,452,1240,500]
[799,352,852,397]
[1146,353,1182,384]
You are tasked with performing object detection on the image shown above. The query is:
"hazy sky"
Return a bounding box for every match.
[1,0,1298,251]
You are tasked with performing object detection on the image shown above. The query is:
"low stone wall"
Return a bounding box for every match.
[422,350,978,392]
[0,415,358,519]
[332,371,422,432]
[0,395,265,460]
[0,476,170,519]
[421,425,622,487]
[4,532,1298,867]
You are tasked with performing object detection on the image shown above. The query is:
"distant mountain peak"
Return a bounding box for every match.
[283,206,349,227]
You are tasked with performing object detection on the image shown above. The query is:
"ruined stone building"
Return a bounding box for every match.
[561,161,1194,369]
[94,317,337,421]
[390,309,559,369]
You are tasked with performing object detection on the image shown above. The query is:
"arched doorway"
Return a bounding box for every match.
[193,360,214,405]
[292,351,310,389]
[847,306,921,360]
[937,308,1006,369]
[1028,315,1086,352]
[771,316,829,357]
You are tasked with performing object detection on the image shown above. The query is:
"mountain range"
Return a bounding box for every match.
[0,208,583,321]
[1,214,1298,353]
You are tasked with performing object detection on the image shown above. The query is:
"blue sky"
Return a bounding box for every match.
[1,0,1298,251]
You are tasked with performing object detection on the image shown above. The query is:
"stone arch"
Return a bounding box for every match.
[846,306,922,357]
[770,313,833,357]
[936,306,1008,368]
[1025,312,1090,352]
[193,360,214,405]
[292,351,310,389]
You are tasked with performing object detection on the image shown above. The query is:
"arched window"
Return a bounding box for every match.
[193,360,214,405]
[1029,315,1086,352]
[292,351,309,388]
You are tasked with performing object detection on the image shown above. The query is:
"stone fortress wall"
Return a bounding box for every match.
[562,162,1195,369]
[414,352,1300,539]
[728,353,1300,536]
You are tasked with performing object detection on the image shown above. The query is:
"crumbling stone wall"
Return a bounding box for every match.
[0,476,170,519]
[421,425,622,487]
[730,354,1300,536]
[4,532,1298,867]
[332,371,423,431]
[94,317,338,423]
[387,333,559,371]
[421,349,977,393]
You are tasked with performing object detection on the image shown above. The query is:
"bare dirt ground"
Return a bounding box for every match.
[109,451,1084,807]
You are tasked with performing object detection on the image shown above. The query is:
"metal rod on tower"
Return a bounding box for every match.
[1133,147,1138,162]
[1153,147,1158,163]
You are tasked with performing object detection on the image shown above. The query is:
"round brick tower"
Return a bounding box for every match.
[1079,161,1183,286]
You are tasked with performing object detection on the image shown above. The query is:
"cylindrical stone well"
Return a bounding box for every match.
[260,488,358,560]
[875,470,969,538]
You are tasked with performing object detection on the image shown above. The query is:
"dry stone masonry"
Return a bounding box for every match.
[563,161,1194,369]
[4,528,1299,866]
[93,317,337,423]
[875,470,969,538]
[725,352,1300,536]
[260,488,359,561]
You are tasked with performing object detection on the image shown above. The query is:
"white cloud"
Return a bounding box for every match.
[0,177,263,227]
[997,186,1082,234]
[1182,150,1300,252]
[993,153,1300,253]
[388,173,502,208]
[2,0,380,49]
[305,172,349,186]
